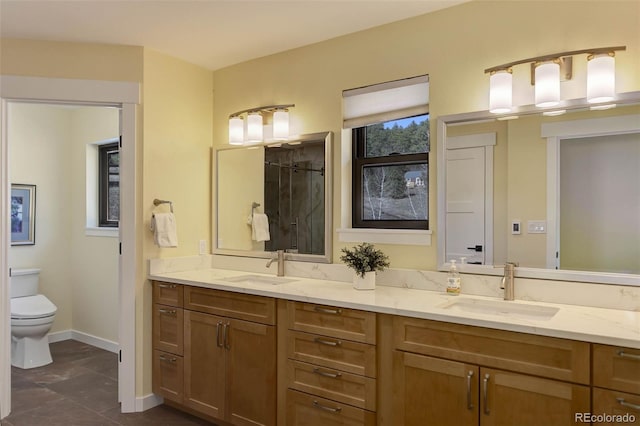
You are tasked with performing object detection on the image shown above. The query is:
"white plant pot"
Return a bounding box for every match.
[353,271,376,290]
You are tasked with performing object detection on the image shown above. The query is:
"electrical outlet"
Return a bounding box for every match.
[199,239,207,255]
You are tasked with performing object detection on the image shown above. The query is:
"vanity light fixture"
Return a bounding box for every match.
[587,52,616,103]
[485,46,625,113]
[489,69,513,113]
[542,109,567,117]
[534,60,561,107]
[227,104,295,145]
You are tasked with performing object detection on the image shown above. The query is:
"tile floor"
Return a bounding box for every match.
[1,340,214,426]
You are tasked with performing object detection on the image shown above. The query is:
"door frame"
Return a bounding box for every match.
[0,75,140,417]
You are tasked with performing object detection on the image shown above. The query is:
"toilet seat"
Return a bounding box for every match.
[11,294,57,319]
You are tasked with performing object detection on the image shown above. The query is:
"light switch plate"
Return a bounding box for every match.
[511,220,521,235]
[199,239,207,255]
[527,220,546,234]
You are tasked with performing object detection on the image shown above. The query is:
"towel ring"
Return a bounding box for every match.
[153,198,174,213]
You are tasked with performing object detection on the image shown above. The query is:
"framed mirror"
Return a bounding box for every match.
[214,131,333,262]
[437,92,640,285]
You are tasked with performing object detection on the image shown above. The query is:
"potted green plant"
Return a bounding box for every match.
[340,242,390,290]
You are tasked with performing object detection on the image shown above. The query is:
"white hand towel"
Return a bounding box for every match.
[151,212,178,247]
[251,213,270,242]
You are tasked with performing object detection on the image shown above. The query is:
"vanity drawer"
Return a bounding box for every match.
[287,330,376,378]
[152,350,184,404]
[393,317,590,384]
[593,387,640,425]
[184,285,275,325]
[287,360,376,411]
[593,344,640,394]
[153,281,183,307]
[152,303,184,355]
[286,389,376,426]
[287,301,376,344]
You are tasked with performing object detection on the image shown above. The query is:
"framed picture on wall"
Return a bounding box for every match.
[11,184,36,246]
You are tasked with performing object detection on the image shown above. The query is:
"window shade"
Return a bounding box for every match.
[342,75,429,129]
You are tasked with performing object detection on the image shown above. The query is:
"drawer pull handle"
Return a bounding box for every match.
[313,368,342,379]
[483,374,490,415]
[158,283,177,289]
[314,337,341,347]
[313,400,342,413]
[617,398,640,412]
[466,370,474,410]
[314,306,342,315]
[618,350,640,361]
[159,355,177,363]
[158,309,177,316]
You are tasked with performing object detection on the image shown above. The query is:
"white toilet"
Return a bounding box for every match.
[10,268,57,369]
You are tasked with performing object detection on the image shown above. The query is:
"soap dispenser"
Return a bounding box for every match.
[447,259,461,295]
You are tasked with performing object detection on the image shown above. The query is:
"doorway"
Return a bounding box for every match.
[0,76,139,418]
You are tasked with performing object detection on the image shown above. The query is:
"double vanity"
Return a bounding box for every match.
[149,262,640,426]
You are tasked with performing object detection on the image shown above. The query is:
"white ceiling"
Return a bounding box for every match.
[0,0,468,71]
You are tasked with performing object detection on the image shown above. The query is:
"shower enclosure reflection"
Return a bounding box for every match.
[264,141,325,255]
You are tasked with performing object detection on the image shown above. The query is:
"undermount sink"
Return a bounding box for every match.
[223,274,296,286]
[439,298,559,321]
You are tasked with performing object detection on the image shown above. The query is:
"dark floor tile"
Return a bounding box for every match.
[76,351,118,380]
[12,361,94,386]
[102,404,216,426]
[45,370,119,414]
[49,340,104,364]
[10,382,65,416]
[4,398,118,426]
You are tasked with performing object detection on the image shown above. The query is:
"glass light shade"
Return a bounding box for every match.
[489,70,512,114]
[535,61,561,108]
[272,109,289,140]
[246,112,263,142]
[587,53,615,104]
[228,116,244,145]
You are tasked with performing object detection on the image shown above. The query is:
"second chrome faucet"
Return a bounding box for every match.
[266,249,285,277]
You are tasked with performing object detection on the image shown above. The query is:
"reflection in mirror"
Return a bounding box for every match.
[438,94,640,285]
[215,132,332,262]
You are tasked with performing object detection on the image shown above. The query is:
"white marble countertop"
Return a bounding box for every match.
[149,268,640,349]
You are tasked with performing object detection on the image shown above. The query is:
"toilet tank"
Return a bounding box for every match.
[10,268,41,298]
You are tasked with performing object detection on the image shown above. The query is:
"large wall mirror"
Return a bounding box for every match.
[437,92,640,285]
[214,132,333,263]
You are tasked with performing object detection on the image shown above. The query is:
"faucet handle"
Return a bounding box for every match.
[493,261,519,269]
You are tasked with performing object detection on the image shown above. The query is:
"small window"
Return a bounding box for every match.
[352,114,429,229]
[99,142,119,227]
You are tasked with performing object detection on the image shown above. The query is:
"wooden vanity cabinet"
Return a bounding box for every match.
[592,344,640,424]
[387,316,591,426]
[152,282,277,426]
[284,301,377,425]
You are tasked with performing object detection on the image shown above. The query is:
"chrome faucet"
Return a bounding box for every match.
[500,262,519,301]
[266,249,285,277]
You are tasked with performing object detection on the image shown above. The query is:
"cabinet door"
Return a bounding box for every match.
[393,351,478,426]
[480,367,590,426]
[184,310,226,419]
[226,318,277,426]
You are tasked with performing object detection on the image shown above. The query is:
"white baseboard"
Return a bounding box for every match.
[136,393,163,412]
[48,329,119,354]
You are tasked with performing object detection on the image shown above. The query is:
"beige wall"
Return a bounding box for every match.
[141,49,213,394]
[69,106,120,343]
[212,0,640,270]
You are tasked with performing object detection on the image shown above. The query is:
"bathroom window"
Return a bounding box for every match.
[98,142,120,227]
[352,114,429,229]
